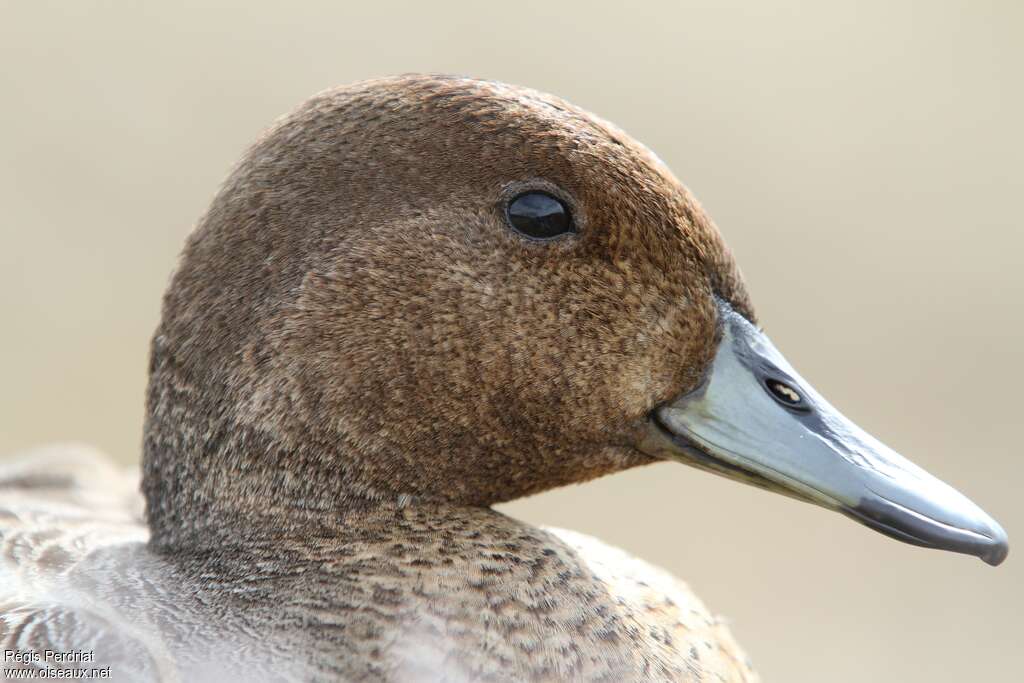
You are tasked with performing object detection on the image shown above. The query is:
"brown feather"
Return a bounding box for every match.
[3,75,759,681]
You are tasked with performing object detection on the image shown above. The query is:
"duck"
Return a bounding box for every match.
[0,74,1008,682]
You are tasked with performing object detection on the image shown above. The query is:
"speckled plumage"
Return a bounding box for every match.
[2,75,759,681]
[1,450,755,681]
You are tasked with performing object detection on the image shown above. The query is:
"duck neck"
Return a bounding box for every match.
[141,392,440,554]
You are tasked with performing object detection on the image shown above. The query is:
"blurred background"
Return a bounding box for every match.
[1,1,1020,680]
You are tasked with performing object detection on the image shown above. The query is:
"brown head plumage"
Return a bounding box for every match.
[142,74,752,550]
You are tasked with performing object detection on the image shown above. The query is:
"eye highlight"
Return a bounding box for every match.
[505,192,574,240]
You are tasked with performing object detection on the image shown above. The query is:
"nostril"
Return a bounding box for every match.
[764,378,809,411]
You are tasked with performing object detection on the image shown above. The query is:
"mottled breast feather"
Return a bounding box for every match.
[1,448,756,682]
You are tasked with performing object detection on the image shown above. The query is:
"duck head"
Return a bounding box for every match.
[143,75,1007,565]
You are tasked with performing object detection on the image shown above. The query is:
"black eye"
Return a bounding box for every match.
[506,192,574,240]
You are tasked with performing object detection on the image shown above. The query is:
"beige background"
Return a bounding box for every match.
[2,1,1021,680]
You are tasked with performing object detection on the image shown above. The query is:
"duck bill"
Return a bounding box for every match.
[639,301,1008,566]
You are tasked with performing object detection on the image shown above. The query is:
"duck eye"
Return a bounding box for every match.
[506,192,574,240]
[765,378,808,410]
